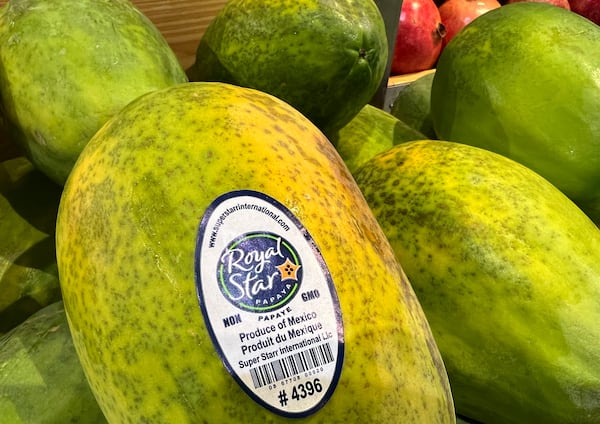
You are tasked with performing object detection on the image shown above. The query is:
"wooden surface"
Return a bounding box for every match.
[131,0,227,69]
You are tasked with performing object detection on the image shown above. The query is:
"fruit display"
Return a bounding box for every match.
[0,0,599,422]
[0,0,187,185]
[437,0,501,48]
[186,0,389,136]
[387,0,596,79]
[354,140,600,423]
[431,3,600,222]
[56,82,454,422]
[0,301,107,423]
[390,0,446,75]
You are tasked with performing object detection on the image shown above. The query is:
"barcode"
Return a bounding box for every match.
[249,342,334,388]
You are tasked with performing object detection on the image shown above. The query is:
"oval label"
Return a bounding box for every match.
[195,190,344,417]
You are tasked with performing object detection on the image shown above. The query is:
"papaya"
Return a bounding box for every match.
[56,82,455,423]
[0,301,106,423]
[0,156,62,334]
[431,3,600,222]
[330,104,425,174]
[390,71,437,139]
[186,0,388,136]
[0,0,188,185]
[354,139,600,423]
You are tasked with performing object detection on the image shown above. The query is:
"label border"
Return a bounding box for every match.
[194,189,345,418]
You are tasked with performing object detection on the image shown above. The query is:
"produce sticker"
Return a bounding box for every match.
[195,190,344,417]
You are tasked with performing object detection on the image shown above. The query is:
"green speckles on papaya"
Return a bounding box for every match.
[355,139,600,423]
[189,0,387,135]
[0,0,187,185]
[56,83,454,423]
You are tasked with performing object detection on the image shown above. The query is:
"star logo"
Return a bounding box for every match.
[276,258,301,282]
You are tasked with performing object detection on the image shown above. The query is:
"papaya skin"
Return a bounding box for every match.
[431,3,600,223]
[0,0,187,185]
[330,104,425,175]
[0,301,106,423]
[390,71,437,140]
[56,82,455,423]
[187,0,388,136]
[355,140,600,424]
[0,157,63,333]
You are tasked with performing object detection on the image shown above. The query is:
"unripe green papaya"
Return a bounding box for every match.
[0,301,106,423]
[354,139,600,423]
[330,104,425,174]
[0,156,62,334]
[187,0,388,136]
[431,3,600,222]
[56,82,455,423]
[0,0,187,185]
[390,71,437,139]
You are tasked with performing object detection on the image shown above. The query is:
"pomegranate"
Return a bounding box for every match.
[390,0,446,75]
[506,0,570,10]
[438,0,501,48]
[569,0,600,24]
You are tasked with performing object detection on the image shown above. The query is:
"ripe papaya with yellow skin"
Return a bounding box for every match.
[56,82,455,423]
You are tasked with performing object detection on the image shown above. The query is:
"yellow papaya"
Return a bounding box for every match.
[56,83,455,423]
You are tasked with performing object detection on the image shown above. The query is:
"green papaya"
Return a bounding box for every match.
[0,156,62,334]
[354,139,600,423]
[0,0,188,185]
[390,71,436,139]
[330,104,425,174]
[56,82,455,423]
[187,0,388,136]
[0,301,106,423]
[431,3,600,222]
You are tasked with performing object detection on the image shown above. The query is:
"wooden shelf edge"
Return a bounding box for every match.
[388,68,436,88]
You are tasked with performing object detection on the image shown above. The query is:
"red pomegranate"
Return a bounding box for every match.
[390,0,446,75]
[506,0,570,10]
[438,0,501,48]
[569,0,600,24]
